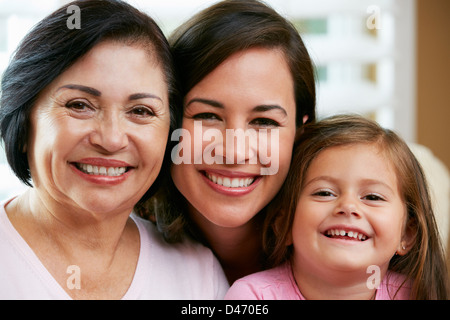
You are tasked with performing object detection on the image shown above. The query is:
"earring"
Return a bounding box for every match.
[395,243,406,256]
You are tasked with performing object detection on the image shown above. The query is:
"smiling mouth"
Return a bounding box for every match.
[74,163,131,177]
[324,229,368,241]
[203,171,257,188]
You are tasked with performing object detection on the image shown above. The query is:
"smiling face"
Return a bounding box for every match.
[28,41,170,219]
[290,143,408,281]
[171,47,298,228]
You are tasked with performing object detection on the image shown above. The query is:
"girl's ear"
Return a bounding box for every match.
[396,219,417,256]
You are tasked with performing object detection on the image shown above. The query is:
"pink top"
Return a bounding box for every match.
[225,262,411,300]
[0,198,229,299]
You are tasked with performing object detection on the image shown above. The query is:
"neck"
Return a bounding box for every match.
[5,189,140,299]
[8,189,134,260]
[189,207,264,284]
[291,259,378,300]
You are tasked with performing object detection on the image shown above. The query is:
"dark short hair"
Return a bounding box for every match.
[0,0,177,190]
[169,0,316,128]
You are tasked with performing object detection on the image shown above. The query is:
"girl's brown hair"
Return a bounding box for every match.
[263,114,449,299]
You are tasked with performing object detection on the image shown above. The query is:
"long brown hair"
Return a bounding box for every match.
[263,114,449,299]
[140,0,316,243]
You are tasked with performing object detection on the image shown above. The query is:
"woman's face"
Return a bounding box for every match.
[290,143,407,280]
[171,47,298,228]
[28,41,170,218]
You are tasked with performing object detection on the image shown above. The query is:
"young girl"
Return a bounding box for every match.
[225,114,449,300]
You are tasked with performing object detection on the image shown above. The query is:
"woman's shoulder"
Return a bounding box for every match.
[130,212,229,299]
[131,212,215,258]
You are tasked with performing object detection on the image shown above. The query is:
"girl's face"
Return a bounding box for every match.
[171,47,298,228]
[290,143,408,279]
[28,41,170,219]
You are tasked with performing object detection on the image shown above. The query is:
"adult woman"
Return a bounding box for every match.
[0,0,228,299]
[143,0,316,283]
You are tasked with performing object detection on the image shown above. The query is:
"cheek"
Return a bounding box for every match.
[171,162,189,193]
[370,205,406,248]
[265,131,295,181]
[28,112,69,173]
[138,125,170,169]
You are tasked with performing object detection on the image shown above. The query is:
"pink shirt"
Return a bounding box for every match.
[225,262,411,300]
[0,198,229,299]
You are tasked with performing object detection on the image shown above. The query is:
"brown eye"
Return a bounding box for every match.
[66,101,91,111]
[192,112,221,121]
[129,106,154,117]
[65,100,95,118]
[250,118,280,127]
[312,190,336,197]
[363,194,385,201]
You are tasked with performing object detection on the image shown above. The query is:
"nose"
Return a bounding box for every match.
[89,111,129,153]
[214,126,257,165]
[335,193,361,218]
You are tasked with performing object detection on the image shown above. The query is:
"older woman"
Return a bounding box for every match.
[141,0,316,284]
[0,0,227,299]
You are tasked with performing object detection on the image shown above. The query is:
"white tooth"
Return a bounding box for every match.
[231,178,240,188]
[93,166,99,174]
[99,167,107,175]
[222,177,231,187]
[118,167,126,175]
[358,234,363,240]
[114,167,119,176]
[352,232,358,239]
[107,167,115,176]
[239,179,245,187]
[339,230,346,236]
[87,165,93,173]
[330,230,335,236]
[217,177,223,186]
[361,235,367,241]
[348,231,354,238]
[211,175,217,183]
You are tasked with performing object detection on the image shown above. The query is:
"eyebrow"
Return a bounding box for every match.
[129,93,162,102]
[186,98,287,116]
[305,176,395,193]
[57,84,101,97]
[57,85,162,102]
[186,98,223,109]
[253,104,287,116]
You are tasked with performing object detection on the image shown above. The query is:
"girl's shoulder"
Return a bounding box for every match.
[377,271,412,300]
[225,262,304,300]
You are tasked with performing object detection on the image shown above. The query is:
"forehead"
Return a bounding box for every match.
[306,143,399,187]
[185,47,295,110]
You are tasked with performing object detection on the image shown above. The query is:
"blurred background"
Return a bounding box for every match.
[0,0,449,254]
